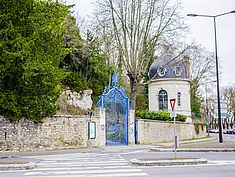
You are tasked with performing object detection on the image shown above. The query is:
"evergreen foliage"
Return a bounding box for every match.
[0,0,70,122]
[61,30,112,105]
[190,80,202,114]
[0,0,121,122]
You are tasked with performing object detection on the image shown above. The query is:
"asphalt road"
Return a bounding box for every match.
[1,134,235,177]
[122,149,235,177]
[209,132,235,141]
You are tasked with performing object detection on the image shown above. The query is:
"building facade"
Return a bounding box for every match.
[148,52,191,121]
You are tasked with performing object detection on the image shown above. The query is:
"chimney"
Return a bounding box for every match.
[183,55,190,79]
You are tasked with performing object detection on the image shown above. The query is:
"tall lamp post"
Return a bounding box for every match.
[187,10,235,143]
[205,82,209,137]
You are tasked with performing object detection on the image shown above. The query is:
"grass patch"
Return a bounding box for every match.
[181,136,210,142]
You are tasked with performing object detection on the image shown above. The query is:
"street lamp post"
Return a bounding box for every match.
[205,82,209,137]
[187,10,235,143]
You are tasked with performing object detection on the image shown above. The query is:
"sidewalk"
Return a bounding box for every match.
[0,155,35,170]
[154,136,217,147]
[151,136,235,152]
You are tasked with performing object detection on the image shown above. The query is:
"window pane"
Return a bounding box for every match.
[177,92,181,106]
[159,90,168,111]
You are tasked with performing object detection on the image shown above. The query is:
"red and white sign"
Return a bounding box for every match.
[170,98,176,112]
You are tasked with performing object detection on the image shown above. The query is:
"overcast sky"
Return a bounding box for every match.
[66,0,235,87]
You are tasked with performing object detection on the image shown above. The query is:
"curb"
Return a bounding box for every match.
[0,162,36,171]
[150,148,235,152]
[130,158,208,166]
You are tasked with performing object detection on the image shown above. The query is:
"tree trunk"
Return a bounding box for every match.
[129,76,138,110]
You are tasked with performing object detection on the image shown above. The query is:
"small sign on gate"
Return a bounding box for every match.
[88,122,96,139]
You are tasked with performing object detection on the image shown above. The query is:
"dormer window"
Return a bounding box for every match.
[157,67,167,77]
[174,65,182,76]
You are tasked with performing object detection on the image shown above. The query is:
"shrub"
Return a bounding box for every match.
[136,110,187,122]
[176,114,187,122]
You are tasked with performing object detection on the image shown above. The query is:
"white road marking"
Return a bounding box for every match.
[23,152,148,177]
[0,170,30,173]
[36,163,128,168]
[32,165,133,171]
[23,173,148,177]
[24,169,143,176]
[37,160,126,165]
[118,150,146,155]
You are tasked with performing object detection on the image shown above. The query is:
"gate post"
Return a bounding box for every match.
[128,109,135,145]
[99,108,106,146]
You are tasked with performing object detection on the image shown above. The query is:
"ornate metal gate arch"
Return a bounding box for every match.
[97,73,129,146]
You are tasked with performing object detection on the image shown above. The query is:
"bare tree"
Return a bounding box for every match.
[93,0,187,109]
[183,44,217,114]
[186,44,216,90]
[222,85,235,125]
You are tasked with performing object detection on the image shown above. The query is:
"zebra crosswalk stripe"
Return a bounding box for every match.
[24,153,148,177]
[24,174,148,177]
[24,169,145,175]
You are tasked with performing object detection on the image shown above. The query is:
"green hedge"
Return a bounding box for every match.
[136,110,187,122]
[176,114,188,122]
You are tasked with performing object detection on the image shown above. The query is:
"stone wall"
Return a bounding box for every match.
[58,89,93,113]
[0,111,206,152]
[137,119,207,144]
[0,108,137,152]
[0,110,105,152]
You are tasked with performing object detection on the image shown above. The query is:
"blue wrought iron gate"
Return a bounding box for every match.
[98,73,129,146]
